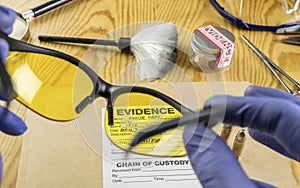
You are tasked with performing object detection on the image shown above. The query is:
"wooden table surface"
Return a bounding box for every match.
[0,0,299,187]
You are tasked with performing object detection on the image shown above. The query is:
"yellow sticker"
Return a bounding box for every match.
[105,105,186,157]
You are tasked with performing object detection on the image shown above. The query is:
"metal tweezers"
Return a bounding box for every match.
[242,35,300,95]
[128,106,224,152]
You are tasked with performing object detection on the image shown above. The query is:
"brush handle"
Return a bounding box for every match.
[38,35,118,46]
[38,35,131,52]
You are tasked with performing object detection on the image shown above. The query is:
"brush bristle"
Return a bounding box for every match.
[131,22,178,81]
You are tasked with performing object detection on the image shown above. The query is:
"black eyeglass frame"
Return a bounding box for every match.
[0,33,228,157]
[0,32,193,123]
[0,53,15,107]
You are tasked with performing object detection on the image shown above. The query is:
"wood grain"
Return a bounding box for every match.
[0,0,299,187]
[0,102,26,188]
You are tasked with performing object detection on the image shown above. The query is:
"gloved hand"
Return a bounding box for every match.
[183,86,300,188]
[0,5,27,183]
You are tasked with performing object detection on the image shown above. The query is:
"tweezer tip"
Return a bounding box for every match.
[127,146,133,153]
[124,145,135,158]
[124,149,131,158]
[240,35,247,40]
[128,138,139,151]
[241,35,250,42]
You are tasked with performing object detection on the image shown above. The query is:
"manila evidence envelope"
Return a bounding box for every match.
[16,82,300,187]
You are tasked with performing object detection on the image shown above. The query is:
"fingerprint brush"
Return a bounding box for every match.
[38,22,178,81]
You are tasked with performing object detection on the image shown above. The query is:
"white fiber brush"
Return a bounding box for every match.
[38,22,178,81]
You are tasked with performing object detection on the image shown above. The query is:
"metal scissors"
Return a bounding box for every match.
[242,35,300,96]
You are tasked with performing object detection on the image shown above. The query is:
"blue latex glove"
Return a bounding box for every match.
[183,86,300,188]
[0,5,27,183]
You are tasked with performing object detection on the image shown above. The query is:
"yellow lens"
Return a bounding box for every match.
[6,51,94,121]
[105,92,185,157]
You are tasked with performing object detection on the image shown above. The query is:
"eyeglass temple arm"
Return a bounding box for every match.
[128,106,224,152]
[0,57,15,107]
[209,0,250,29]
[210,0,300,32]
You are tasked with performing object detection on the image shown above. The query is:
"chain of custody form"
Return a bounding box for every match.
[101,109,202,188]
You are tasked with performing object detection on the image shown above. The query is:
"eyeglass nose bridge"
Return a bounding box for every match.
[73,69,113,115]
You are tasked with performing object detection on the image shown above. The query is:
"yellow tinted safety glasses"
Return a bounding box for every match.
[1,32,209,157]
[6,51,94,120]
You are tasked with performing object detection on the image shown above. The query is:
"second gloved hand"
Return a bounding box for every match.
[183,86,300,188]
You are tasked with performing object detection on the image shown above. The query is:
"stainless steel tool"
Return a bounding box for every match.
[280,36,300,45]
[242,35,300,96]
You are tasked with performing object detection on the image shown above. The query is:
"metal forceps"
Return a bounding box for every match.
[242,35,300,96]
